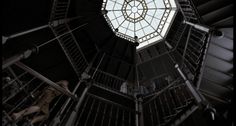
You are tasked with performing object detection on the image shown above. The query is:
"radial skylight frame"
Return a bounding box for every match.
[102,0,178,50]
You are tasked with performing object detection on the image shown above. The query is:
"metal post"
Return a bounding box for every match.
[196,32,212,89]
[2,16,84,45]
[135,98,139,126]
[14,62,77,100]
[181,26,192,68]
[51,79,86,126]
[174,64,203,103]
[2,47,38,70]
[65,80,91,126]
[138,97,144,126]
[183,20,210,33]
[165,41,173,50]
[2,25,49,45]
[65,52,105,126]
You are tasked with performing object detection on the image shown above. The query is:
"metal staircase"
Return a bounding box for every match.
[143,79,196,126]
[49,0,89,77]
[2,0,233,125]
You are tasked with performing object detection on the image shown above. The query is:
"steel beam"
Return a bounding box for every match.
[175,64,204,103]
[2,47,38,70]
[14,62,77,100]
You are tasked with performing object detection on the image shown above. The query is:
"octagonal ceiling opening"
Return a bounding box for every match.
[101,0,178,50]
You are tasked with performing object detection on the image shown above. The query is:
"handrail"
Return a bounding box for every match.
[14,62,77,100]
[195,32,213,89]
[90,67,126,82]
[186,0,203,23]
[143,78,182,105]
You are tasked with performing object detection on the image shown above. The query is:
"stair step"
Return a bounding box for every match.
[208,43,233,62]
[203,66,232,83]
[200,79,232,99]
[197,0,232,15]
[205,55,233,73]
[211,16,233,27]
[201,4,233,24]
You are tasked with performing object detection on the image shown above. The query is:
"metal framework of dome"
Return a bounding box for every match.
[102,0,178,49]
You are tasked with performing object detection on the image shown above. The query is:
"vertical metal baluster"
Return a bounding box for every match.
[84,98,96,126]
[100,103,107,126]
[8,81,44,114]
[74,95,90,126]
[92,101,101,126]
[153,98,160,125]
[107,104,113,126]
[148,104,154,126]
[128,111,131,126]
[115,107,120,126]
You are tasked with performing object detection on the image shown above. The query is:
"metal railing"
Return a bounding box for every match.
[177,0,201,23]
[175,27,208,83]
[88,68,126,93]
[72,93,136,126]
[50,0,71,21]
[142,79,195,126]
[50,23,89,77]
[49,0,90,77]
[2,63,81,126]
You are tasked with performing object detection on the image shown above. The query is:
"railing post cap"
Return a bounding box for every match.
[175,64,179,68]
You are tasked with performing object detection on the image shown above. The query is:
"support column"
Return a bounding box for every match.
[134,94,144,126]
[174,64,204,103]
[165,41,173,50]
[2,46,38,70]
[183,20,210,33]
[135,96,139,126]
[2,16,82,45]
[65,76,92,126]
[65,52,104,126]
[138,97,144,126]
[181,26,192,68]
[2,25,49,45]
[14,62,77,100]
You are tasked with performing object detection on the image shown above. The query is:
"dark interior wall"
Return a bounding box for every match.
[3,0,53,35]
[138,53,177,83]
[21,41,79,87]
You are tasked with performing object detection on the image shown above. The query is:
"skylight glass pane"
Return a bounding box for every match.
[117,16,125,25]
[143,26,155,35]
[151,18,161,30]
[154,9,165,19]
[106,0,115,10]
[111,20,119,29]
[103,0,178,50]
[126,30,134,36]
[129,22,135,32]
[136,30,144,37]
[107,12,115,20]
[114,11,123,17]
[114,4,123,10]
[144,14,154,24]
[155,0,165,8]
[135,22,142,31]
[147,1,156,9]
[139,20,149,28]
[119,27,126,33]
[122,20,130,28]
[145,0,153,4]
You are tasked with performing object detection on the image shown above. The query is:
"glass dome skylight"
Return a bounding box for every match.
[101,0,178,49]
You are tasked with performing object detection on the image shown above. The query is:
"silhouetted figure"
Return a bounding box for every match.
[11,80,71,125]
